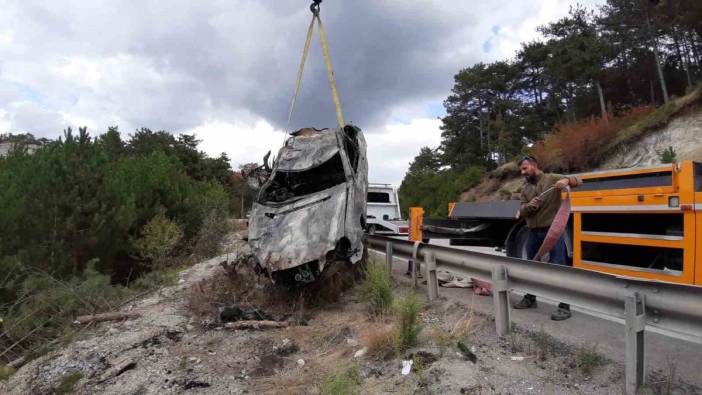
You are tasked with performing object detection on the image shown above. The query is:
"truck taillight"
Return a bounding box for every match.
[399,227,409,234]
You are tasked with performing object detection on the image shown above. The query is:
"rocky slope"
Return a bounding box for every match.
[603,106,702,169]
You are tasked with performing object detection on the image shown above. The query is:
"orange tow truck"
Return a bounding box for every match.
[414,160,702,285]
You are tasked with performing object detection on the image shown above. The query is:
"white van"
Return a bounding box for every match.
[366,183,408,235]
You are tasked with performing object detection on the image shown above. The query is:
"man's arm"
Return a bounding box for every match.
[519,189,540,217]
[554,175,583,190]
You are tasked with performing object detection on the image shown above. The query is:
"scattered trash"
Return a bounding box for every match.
[274,340,300,356]
[354,347,368,358]
[296,359,305,367]
[511,356,525,361]
[442,278,472,288]
[178,279,185,284]
[437,271,453,283]
[457,341,477,363]
[401,360,413,375]
[471,278,492,296]
[346,338,359,347]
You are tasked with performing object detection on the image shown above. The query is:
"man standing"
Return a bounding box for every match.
[513,156,582,321]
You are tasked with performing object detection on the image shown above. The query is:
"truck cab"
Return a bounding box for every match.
[365,183,408,235]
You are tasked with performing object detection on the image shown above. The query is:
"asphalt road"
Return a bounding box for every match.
[375,238,702,387]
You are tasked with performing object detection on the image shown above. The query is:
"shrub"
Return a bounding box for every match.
[319,364,362,395]
[575,344,608,376]
[130,268,180,290]
[394,293,424,353]
[533,106,654,172]
[358,260,393,316]
[0,365,16,381]
[192,208,228,260]
[134,210,183,269]
[55,369,83,394]
[0,265,127,362]
[658,146,678,164]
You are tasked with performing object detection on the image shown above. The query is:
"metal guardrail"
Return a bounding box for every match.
[367,235,702,394]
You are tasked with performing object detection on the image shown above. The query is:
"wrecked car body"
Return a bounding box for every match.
[247,125,368,284]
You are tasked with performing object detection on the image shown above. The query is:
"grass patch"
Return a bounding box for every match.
[0,365,16,381]
[358,259,393,316]
[360,324,396,360]
[394,292,424,354]
[319,364,363,395]
[528,329,570,361]
[55,369,83,394]
[429,325,452,354]
[130,267,180,290]
[575,344,608,376]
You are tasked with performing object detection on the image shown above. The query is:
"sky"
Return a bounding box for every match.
[0,0,605,185]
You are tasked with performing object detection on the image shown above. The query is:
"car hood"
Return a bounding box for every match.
[248,183,348,272]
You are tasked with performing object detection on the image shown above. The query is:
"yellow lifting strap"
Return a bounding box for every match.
[286,3,345,131]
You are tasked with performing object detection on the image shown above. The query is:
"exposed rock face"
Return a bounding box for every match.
[603,108,702,169]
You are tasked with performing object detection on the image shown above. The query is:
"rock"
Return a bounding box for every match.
[354,347,368,358]
[346,338,358,347]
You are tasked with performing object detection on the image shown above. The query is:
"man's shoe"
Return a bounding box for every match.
[513,297,537,309]
[550,308,571,321]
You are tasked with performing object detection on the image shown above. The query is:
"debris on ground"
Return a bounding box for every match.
[457,341,478,363]
[219,306,274,322]
[401,360,413,375]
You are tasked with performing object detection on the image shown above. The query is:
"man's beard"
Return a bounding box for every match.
[525,173,537,183]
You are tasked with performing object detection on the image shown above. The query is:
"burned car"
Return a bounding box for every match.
[247,125,368,285]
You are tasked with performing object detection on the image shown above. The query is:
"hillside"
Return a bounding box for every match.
[461,87,702,202]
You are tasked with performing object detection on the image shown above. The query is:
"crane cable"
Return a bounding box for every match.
[286,0,345,132]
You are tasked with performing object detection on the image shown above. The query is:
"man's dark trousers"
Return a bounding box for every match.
[523,227,569,310]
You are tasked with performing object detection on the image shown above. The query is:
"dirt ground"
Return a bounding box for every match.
[2,234,699,395]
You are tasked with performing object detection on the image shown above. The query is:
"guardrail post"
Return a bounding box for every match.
[625,292,646,394]
[410,241,421,290]
[385,242,393,276]
[491,265,510,337]
[425,252,438,301]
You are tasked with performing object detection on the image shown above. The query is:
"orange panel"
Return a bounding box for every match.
[695,192,702,285]
[409,207,424,241]
[571,193,678,212]
[570,161,699,285]
[579,234,683,249]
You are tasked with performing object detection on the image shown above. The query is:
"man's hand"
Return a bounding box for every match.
[555,178,570,191]
[514,209,520,219]
[526,196,540,210]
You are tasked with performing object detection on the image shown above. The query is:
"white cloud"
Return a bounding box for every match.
[0,0,606,184]
[191,118,286,169]
[366,118,443,185]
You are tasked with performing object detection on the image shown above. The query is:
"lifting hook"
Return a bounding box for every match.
[310,0,322,16]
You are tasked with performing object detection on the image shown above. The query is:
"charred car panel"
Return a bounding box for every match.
[248,125,368,284]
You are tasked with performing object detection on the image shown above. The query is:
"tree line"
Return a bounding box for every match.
[401,0,701,216]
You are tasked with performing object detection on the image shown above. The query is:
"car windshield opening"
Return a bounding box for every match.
[261,153,346,203]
